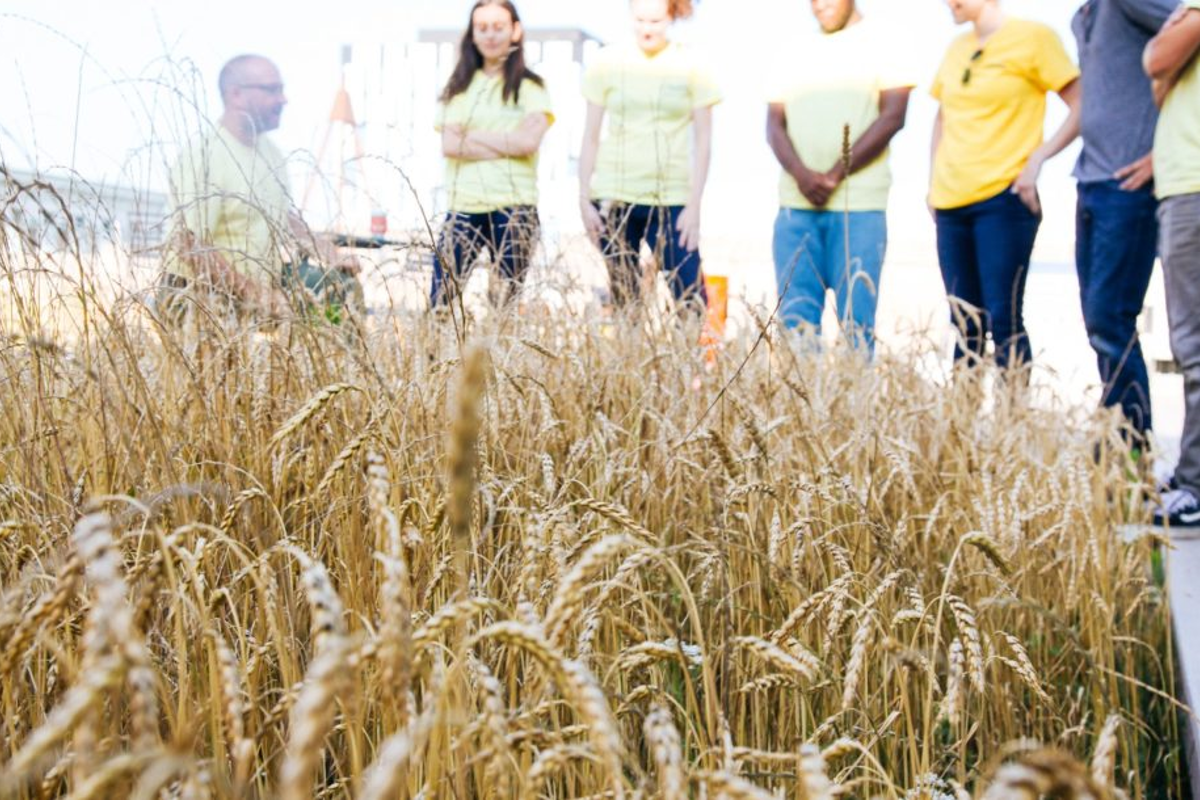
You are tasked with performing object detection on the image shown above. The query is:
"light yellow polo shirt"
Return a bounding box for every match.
[930,18,1079,210]
[166,125,292,282]
[436,72,554,214]
[583,43,722,206]
[1154,1,1200,199]
[769,18,918,212]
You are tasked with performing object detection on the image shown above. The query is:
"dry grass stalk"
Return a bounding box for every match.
[527,744,598,796]
[946,595,986,692]
[570,497,656,544]
[940,640,965,727]
[278,634,354,800]
[962,532,1013,576]
[798,743,836,800]
[734,636,820,684]
[219,487,269,534]
[0,256,1182,798]
[1091,715,1120,789]
[448,347,487,597]
[842,611,874,711]
[999,632,1052,705]
[1,654,124,790]
[981,748,1107,800]
[644,702,687,800]
[545,534,639,646]
[702,769,777,800]
[0,548,83,674]
[269,382,361,449]
[368,451,414,715]
[316,420,378,496]
[359,725,416,800]
[210,628,253,786]
[413,597,502,650]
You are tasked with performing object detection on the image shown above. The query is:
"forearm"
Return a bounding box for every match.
[837,89,910,177]
[578,137,599,202]
[766,114,808,181]
[929,111,943,191]
[689,125,712,207]
[768,132,808,181]
[465,129,539,158]
[1034,113,1081,164]
[841,115,905,175]
[1145,9,1200,81]
[442,133,503,161]
[177,233,270,300]
[288,212,336,263]
[1030,82,1082,165]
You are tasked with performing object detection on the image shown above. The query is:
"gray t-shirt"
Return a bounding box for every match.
[1073,0,1176,184]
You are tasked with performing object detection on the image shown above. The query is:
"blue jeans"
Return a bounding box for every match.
[596,202,707,308]
[772,208,887,349]
[430,207,539,307]
[1076,181,1157,437]
[935,189,1041,369]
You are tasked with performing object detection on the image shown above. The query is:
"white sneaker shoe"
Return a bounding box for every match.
[1152,487,1200,532]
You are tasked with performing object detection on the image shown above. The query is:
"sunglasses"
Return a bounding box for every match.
[962,49,984,86]
[239,83,286,96]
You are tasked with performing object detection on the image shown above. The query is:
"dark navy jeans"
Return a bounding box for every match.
[596,202,707,309]
[1076,180,1157,437]
[935,188,1041,369]
[430,206,539,307]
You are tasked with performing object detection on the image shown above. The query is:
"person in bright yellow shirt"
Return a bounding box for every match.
[930,0,1081,370]
[579,0,721,310]
[1145,1,1200,529]
[431,0,554,309]
[766,0,915,352]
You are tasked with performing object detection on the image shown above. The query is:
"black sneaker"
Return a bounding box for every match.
[1152,488,1200,529]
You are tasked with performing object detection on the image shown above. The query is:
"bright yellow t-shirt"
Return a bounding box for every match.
[166,125,292,282]
[436,72,554,214]
[583,43,722,206]
[769,18,918,212]
[1154,1,1200,199]
[930,18,1079,210]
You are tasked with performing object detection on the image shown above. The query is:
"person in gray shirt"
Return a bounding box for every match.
[1073,0,1176,448]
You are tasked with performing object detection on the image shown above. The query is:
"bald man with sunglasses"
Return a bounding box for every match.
[161,54,360,322]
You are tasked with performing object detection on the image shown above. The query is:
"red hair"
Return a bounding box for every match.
[669,0,696,19]
[634,0,698,21]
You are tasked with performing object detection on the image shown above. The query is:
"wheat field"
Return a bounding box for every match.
[0,233,1186,799]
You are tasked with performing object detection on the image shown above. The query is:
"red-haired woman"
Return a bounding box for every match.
[579,0,721,311]
[431,0,554,308]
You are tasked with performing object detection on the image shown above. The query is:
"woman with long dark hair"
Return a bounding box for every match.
[431,0,554,308]
[578,0,720,312]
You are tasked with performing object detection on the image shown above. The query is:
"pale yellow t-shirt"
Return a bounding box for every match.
[436,72,555,214]
[930,18,1079,210]
[166,125,292,282]
[1154,1,1200,199]
[583,43,722,206]
[769,18,918,212]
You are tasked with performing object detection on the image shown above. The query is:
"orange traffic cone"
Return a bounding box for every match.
[701,274,728,367]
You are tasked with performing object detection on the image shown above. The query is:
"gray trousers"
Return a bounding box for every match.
[1162,193,1200,494]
